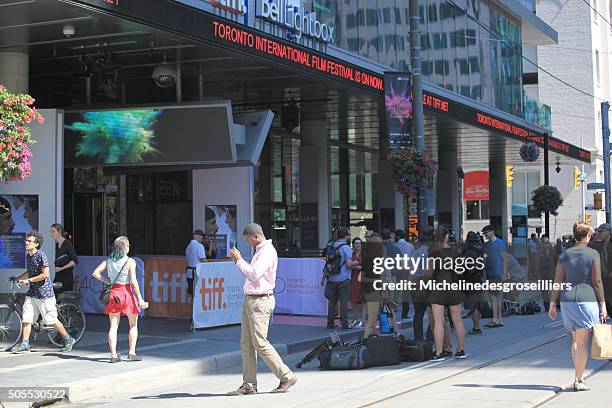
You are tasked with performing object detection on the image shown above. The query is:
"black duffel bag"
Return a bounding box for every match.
[364,335,400,367]
[398,336,434,362]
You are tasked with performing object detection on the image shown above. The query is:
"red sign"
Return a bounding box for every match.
[212,20,383,91]
[464,171,489,201]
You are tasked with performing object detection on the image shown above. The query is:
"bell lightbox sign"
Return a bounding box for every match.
[257,0,335,43]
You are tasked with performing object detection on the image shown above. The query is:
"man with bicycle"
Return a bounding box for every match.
[9,231,75,353]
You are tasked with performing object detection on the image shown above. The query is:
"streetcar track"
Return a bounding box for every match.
[532,359,612,407]
[358,333,568,407]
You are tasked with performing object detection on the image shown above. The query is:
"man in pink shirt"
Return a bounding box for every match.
[227,223,297,396]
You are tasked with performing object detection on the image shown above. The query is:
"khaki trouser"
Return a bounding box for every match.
[428,307,452,352]
[364,301,380,338]
[241,295,292,387]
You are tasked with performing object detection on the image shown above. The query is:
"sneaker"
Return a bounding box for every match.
[60,336,76,352]
[227,383,258,396]
[454,350,466,359]
[127,353,142,361]
[429,353,446,362]
[355,320,364,329]
[467,329,482,336]
[573,380,590,392]
[271,376,298,393]
[441,351,453,358]
[10,344,31,354]
[348,320,358,328]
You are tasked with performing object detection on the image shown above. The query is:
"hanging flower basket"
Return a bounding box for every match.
[387,148,438,197]
[519,141,540,162]
[532,185,563,216]
[0,84,43,183]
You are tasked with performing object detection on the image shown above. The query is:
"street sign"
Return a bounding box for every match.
[587,183,606,190]
[579,173,588,181]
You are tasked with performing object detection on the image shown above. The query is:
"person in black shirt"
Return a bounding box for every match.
[427,225,466,361]
[462,231,486,335]
[50,224,78,293]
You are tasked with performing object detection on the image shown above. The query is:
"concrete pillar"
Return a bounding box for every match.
[394,191,405,230]
[0,7,29,93]
[0,52,28,93]
[489,161,510,242]
[437,150,461,238]
[300,119,330,248]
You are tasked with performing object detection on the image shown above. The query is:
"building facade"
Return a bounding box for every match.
[0,0,588,274]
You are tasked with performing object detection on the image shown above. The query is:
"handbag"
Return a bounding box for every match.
[99,259,128,306]
[591,320,612,360]
[378,302,395,334]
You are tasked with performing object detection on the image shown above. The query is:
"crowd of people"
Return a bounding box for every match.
[321,224,501,360]
[320,222,611,380]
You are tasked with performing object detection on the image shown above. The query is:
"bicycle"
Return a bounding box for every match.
[0,280,87,351]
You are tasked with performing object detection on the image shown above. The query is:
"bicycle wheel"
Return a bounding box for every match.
[0,305,22,351]
[48,303,86,347]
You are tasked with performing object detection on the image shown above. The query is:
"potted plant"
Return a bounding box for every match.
[0,84,43,183]
[387,148,437,197]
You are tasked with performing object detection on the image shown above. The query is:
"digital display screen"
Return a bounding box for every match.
[64,105,235,166]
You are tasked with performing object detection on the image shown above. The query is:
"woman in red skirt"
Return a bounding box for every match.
[93,236,147,363]
[349,237,366,328]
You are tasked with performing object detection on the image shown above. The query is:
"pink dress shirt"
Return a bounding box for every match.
[235,239,277,295]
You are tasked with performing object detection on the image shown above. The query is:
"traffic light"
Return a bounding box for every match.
[585,213,591,224]
[574,167,581,190]
[505,166,514,187]
[594,192,603,210]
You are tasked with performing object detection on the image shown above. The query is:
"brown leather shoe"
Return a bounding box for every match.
[226,384,257,396]
[271,376,297,393]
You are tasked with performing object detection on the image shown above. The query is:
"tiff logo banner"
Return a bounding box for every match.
[212,0,247,15]
[200,276,226,311]
[149,271,189,304]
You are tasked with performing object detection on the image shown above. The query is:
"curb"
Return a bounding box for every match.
[60,343,288,403]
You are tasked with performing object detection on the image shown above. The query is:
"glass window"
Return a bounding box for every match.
[466,200,481,220]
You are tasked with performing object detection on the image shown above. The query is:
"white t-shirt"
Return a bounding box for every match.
[185,240,206,278]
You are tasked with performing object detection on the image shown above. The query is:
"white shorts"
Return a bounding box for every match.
[22,296,59,325]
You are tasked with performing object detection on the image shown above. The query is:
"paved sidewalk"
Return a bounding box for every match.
[0,314,407,404]
[541,362,612,408]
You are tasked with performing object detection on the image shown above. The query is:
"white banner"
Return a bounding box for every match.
[274,258,327,316]
[193,261,245,328]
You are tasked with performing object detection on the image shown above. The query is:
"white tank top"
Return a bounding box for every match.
[107,256,130,285]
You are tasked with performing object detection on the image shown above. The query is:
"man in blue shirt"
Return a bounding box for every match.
[482,225,507,328]
[324,227,353,329]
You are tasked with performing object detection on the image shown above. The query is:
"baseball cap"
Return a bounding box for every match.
[596,223,612,232]
[193,229,205,237]
[481,225,496,233]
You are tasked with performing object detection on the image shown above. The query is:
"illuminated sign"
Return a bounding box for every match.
[257,0,335,43]
[212,0,247,15]
[212,20,382,91]
[422,90,592,163]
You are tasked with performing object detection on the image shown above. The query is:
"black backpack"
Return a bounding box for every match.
[323,243,348,277]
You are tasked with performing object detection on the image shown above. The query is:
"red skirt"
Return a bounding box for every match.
[350,270,365,304]
[103,284,139,316]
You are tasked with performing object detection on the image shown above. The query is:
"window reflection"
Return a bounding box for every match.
[331,0,523,116]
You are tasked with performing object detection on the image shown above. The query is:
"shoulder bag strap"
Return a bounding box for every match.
[109,258,129,285]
